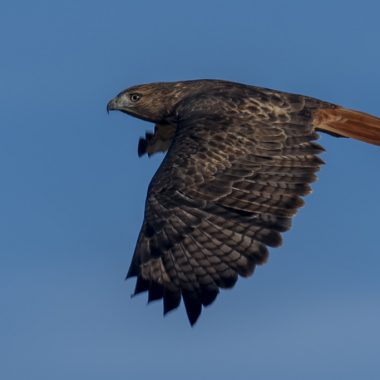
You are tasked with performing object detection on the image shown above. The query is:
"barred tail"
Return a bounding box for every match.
[313,107,380,146]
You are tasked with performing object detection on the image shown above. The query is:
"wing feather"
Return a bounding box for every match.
[127,90,325,325]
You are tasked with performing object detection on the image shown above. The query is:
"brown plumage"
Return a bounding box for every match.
[107,79,380,325]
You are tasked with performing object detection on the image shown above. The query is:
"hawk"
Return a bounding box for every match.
[107,79,380,325]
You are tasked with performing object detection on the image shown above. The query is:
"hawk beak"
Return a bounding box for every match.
[107,98,119,114]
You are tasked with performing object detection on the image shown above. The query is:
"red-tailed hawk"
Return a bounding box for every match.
[107,79,380,325]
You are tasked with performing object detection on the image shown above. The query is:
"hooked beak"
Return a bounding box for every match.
[106,97,120,114]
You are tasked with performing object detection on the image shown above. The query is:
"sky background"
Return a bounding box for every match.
[1,1,380,379]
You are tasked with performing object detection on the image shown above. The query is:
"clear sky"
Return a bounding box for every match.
[1,1,380,379]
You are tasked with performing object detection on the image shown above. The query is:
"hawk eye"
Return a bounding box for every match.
[129,93,141,102]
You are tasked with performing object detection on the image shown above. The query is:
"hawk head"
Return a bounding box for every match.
[107,80,227,123]
[107,82,187,123]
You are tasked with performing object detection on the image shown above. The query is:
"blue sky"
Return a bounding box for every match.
[1,1,380,379]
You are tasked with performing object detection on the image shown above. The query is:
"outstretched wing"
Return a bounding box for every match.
[127,89,328,325]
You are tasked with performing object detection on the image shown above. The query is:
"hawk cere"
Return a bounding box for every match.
[107,80,380,325]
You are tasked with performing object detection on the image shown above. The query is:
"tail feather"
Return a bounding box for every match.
[313,107,380,146]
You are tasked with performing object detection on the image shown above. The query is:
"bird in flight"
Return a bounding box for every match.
[107,79,380,325]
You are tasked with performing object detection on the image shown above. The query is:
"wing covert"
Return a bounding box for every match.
[127,91,325,325]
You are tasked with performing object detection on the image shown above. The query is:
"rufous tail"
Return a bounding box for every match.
[313,107,380,146]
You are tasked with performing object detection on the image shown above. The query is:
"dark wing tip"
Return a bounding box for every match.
[163,288,181,315]
[182,291,202,326]
[138,138,147,157]
[126,260,139,280]
[148,282,164,302]
[133,276,150,296]
[218,273,238,289]
[200,288,219,307]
